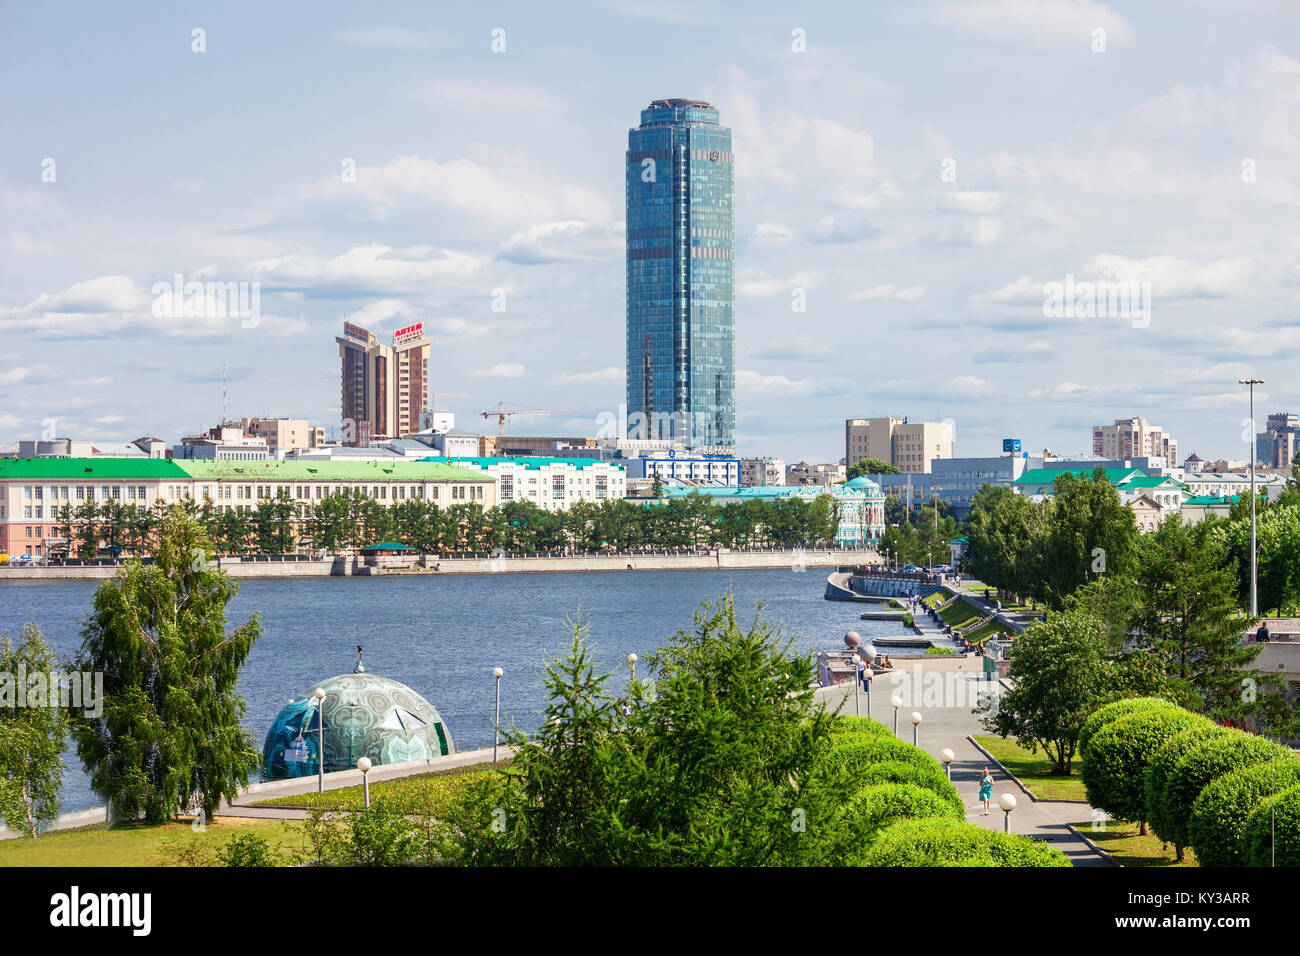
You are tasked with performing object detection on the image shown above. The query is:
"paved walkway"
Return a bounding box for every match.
[820,662,1109,867]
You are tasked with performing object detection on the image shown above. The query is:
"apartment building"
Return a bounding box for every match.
[0,457,494,559]
[1091,417,1178,465]
[738,457,786,487]
[1257,412,1300,470]
[336,320,431,444]
[444,457,626,512]
[845,417,953,474]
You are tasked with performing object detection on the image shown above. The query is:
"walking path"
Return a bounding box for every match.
[820,661,1109,867]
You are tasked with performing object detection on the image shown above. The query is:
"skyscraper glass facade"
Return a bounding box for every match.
[626,98,734,453]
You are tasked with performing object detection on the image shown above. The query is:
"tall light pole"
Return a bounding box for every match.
[357,756,372,808]
[1240,379,1264,617]
[628,652,638,682]
[492,667,503,762]
[312,688,327,794]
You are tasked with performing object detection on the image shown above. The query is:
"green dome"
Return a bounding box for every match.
[844,475,881,493]
[262,672,454,779]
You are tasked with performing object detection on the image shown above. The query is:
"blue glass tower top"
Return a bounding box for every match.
[626,98,735,453]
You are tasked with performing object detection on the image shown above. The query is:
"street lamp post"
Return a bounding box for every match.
[313,688,326,794]
[891,695,903,735]
[999,793,1017,833]
[910,711,922,747]
[1240,378,1264,618]
[940,748,955,780]
[357,756,372,808]
[628,652,638,682]
[492,667,504,762]
[861,643,877,716]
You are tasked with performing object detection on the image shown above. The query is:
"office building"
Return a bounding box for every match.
[1091,417,1177,466]
[625,98,735,453]
[336,320,431,445]
[1257,412,1300,470]
[845,417,953,474]
[739,457,786,487]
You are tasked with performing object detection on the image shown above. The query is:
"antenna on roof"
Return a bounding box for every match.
[354,644,365,673]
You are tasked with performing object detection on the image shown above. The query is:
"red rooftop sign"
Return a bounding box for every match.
[393,322,424,346]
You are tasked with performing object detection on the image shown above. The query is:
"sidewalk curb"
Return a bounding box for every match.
[1066,824,1123,867]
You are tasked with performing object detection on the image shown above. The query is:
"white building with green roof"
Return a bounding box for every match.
[439,457,626,512]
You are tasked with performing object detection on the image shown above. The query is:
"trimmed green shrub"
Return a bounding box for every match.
[850,759,964,818]
[1190,757,1300,867]
[1244,783,1300,867]
[1078,697,1178,763]
[820,736,941,780]
[861,817,1070,867]
[1144,725,1232,857]
[830,715,892,739]
[841,783,963,863]
[1163,732,1293,854]
[1083,708,1210,826]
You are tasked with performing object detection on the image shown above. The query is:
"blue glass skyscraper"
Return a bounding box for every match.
[626,98,734,453]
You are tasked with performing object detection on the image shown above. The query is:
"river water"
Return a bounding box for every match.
[0,569,916,814]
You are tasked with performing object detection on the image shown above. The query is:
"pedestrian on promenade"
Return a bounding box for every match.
[979,768,994,815]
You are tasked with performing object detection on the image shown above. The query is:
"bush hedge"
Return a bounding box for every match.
[1244,783,1300,867]
[821,736,942,781]
[1144,725,1232,853]
[840,783,963,862]
[1078,697,1178,763]
[1161,732,1293,853]
[861,817,1070,867]
[1190,758,1300,867]
[830,715,893,739]
[849,759,965,818]
[1082,708,1210,826]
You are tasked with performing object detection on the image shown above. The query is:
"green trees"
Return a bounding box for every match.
[979,609,1117,774]
[1083,708,1207,834]
[1244,784,1300,867]
[1144,725,1232,861]
[1130,516,1262,720]
[1190,759,1300,866]
[0,625,69,838]
[1036,472,1138,607]
[965,485,1044,598]
[72,513,262,823]
[847,458,900,479]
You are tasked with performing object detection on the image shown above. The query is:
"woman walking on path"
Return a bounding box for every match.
[979,768,994,815]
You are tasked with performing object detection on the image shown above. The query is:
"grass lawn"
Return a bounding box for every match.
[255,760,504,812]
[938,599,983,630]
[1072,818,1197,867]
[0,818,307,867]
[923,588,955,609]
[962,619,1005,644]
[973,735,1088,801]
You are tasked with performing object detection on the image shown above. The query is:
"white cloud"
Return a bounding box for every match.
[498,221,622,265]
[549,366,623,386]
[930,0,1134,46]
[334,27,435,47]
[848,284,926,302]
[472,363,526,379]
[940,191,1002,214]
[250,244,484,288]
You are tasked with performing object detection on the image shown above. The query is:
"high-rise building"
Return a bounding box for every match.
[336,321,431,445]
[845,417,954,474]
[1091,417,1177,464]
[625,98,735,453]
[1257,412,1300,469]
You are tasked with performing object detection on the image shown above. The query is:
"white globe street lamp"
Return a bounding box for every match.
[492,667,504,762]
[940,748,955,780]
[998,792,1017,833]
[910,711,923,747]
[357,756,373,808]
[628,652,638,681]
[891,695,904,735]
[312,688,327,795]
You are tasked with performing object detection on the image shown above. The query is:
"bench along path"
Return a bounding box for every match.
[818,661,1110,867]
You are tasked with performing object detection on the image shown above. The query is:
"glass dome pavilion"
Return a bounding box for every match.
[261,671,454,779]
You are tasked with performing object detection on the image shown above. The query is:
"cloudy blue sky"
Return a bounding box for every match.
[2,0,1298,462]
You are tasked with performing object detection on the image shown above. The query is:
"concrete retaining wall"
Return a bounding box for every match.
[1,549,878,580]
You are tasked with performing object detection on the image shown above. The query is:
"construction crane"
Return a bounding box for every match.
[480,401,578,438]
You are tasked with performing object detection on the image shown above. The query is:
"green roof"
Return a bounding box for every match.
[1184,494,1240,505]
[0,458,190,480]
[175,459,492,482]
[439,456,620,471]
[1014,467,1145,486]
[1119,475,1187,489]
